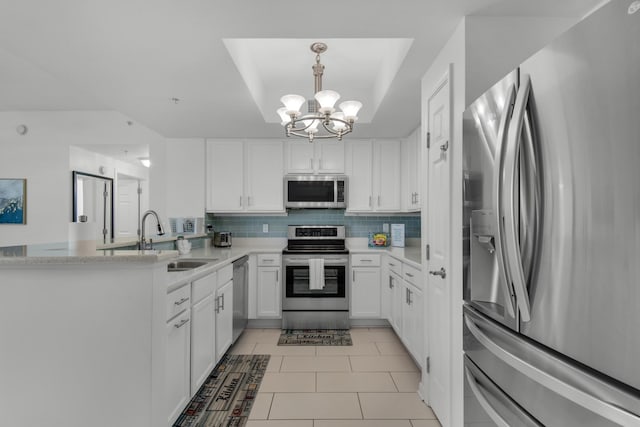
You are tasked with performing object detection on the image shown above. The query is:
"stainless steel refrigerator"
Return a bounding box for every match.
[462,1,640,425]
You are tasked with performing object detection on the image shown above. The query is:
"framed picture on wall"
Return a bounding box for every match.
[0,179,27,224]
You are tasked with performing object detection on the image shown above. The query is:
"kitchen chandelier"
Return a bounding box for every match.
[277,42,362,142]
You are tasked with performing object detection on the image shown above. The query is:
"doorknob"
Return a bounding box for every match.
[429,267,446,279]
[440,140,449,152]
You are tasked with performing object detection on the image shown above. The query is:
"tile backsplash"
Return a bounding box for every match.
[206,210,421,238]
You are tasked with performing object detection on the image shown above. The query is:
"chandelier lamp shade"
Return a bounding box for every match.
[277,42,362,142]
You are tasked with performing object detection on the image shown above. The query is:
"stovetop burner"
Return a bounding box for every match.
[283,225,348,255]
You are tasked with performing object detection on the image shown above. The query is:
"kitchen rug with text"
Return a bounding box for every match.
[173,354,270,427]
[277,329,352,346]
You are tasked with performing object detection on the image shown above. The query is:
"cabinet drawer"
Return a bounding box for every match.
[403,263,421,288]
[351,253,381,267]
[192,272,217,304]
[218,264,233,286]
[166,284,190,320]
[387,258,402,275]
[257,254,281,267]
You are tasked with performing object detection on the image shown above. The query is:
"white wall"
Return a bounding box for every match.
[0,111,164,246]
[420,18,466,427]
[465,16,578,105]
[164,138,206,218]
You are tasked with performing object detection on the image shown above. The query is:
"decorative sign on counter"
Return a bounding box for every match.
[391,224,405,247]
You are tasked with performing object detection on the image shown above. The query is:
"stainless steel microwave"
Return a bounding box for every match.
[284,175,347,208]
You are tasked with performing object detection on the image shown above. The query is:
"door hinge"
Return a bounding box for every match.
[426,244,430,261]
[426,132,431,149]
[426,356,431,373]
[137,187,143,195]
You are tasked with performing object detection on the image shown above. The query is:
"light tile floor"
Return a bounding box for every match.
[227,327,442,427]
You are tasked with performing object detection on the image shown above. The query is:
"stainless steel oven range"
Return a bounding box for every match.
[282,225,349,329]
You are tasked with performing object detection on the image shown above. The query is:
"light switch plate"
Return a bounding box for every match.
[262,224,269,233]
[382,223,389,233]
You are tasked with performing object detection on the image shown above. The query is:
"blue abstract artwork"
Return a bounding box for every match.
[0,179,26,224]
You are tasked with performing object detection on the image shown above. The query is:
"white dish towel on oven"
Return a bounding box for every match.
[309,258,326,290]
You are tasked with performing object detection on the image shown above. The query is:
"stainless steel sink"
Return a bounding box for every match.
[167,260,209,272]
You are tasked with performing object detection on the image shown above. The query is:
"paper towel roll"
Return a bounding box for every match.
[69,221,97,253]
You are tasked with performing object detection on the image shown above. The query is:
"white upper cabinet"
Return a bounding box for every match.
[402,126,422,212]
[286,140,345,174]
[206,140,284,213]
[346,139,401,212]
[245,141,285,211]
[206,141,244,212]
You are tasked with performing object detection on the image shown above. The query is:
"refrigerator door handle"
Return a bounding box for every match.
[464,356,543,427]
[465,308,640,426]
[503,74,533,322]
[493,83,518,319]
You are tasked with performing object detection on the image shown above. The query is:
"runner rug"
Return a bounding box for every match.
[277,329,352,346]
[173,354,270,427]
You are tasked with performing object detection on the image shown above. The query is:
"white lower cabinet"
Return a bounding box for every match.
[382,256,424,367]
[190,293,215,395]
[401,281,423,366]
[190,272,217,395]
[256,254,281,318]
[350,254,381,318]
[389,271,404,336]
[166,293,191,426]
[215,278,234,362]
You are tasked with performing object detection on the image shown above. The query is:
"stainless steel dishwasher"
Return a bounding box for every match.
[231,255,249,342]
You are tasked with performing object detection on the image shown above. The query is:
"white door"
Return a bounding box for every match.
[316,140,345,173]
[346,140,373,212]
[190,294,215,395]
[257,266,281,318]
[426,70,451,426]
[166,311,190,425]
[374,140,401,211]
[246,141,284,212]
[206,141,244,212]
[116,178,139,238]
[215,280,234,362]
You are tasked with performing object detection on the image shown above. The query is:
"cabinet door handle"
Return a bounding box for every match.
[248,196,252,206]
[276,270,279,282]
[310,158,314,170]
[174,318,189,329]
[220,293,225,310]
[174,297,189,306]
[360,259,373,262]
[239,196,243,207]
[368,196,372,207]
[378,195,381,206]
[215,296,220,313]
[408,289,413,305]
[389,262,396,267]
[405,273,414,278]
[389,277,394,289]
[429,268,447,279]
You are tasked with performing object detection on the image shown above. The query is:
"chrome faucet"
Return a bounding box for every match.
[139,210,165,250]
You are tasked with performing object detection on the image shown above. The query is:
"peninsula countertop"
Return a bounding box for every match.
[0,242,179,265]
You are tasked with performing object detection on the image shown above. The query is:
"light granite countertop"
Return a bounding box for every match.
[0,242,179,265]
[346,239,422,268]
[0,236,421,268]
